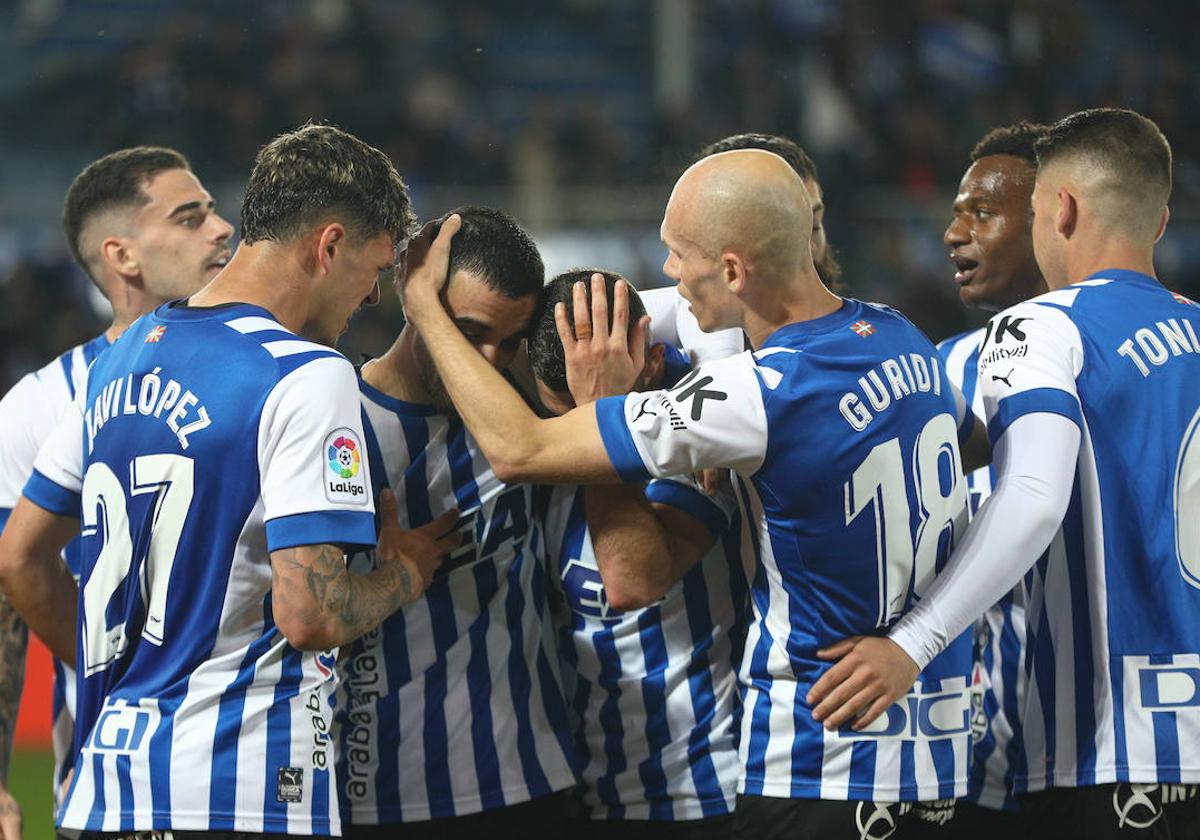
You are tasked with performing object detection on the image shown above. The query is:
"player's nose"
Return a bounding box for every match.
[211,212,235,244]
[944,216,968,248]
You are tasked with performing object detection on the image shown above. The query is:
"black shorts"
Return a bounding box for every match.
[565,813,734,840]
[1018,783,1200,839]
[948,800,1021,840]
[343,791,565,840]
[732,793,956,840]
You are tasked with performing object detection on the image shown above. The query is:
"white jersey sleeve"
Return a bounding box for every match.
[976,300,1084,443]
[259,355,376,552]
[0,372,69,514]
[595,351,768,481]
[642,287,682,349]
[25,382,87,516]
[641,286,746,366]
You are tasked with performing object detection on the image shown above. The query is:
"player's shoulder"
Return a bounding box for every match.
[936,327,986,358]
[214,308,353,384]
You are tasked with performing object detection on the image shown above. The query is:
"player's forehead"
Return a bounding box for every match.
[446,269,537,337]
[956,156,1034,206]
[139,168,213,216]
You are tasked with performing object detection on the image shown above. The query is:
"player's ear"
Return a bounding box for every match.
[101,237,140,281]
[1056,187,1077,240]
[1154,205,1170,243]
[315,223,347,275]
[722,252,748,294]
[640,340,666,388]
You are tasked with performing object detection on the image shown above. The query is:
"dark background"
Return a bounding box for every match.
[2,0,1198,388]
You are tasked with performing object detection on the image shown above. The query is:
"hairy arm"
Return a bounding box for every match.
[585,484,717,611]
[270,494,456,650]
[0,598,26,785]
[0,498,79,663]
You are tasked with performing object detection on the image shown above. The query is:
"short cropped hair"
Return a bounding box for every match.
[529,269,647,394]
[1035,108,1172,201]
[240,123,416,246]
[699,132,818,182]
[63,146,191,280]
[436,205,545,300]
[971,121,1051,165]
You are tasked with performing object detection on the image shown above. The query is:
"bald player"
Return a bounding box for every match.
[398,149,983,839]
[809,108,1200,838]
[643,132,844,366]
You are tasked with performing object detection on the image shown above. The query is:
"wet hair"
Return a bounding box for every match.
[699,132,818,182]
[240,122,416,245]
[1035,108,1171,202]
[63,146,191,281]
[971,121,1051,165]
[528,269,647,394]
[434,205,545,300]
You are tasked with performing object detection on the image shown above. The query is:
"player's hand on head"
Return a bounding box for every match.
[0,783,21,840]
[806,635,919,732]
[374,488,459,601]
[555,273,650,405]
[398,215,461,324]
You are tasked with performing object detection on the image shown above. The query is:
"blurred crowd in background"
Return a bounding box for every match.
[2,0,1199,390]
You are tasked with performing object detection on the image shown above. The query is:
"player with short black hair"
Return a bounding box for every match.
[0,123,452,837]
[530,269,649,397]
[811,107,1200,838]
[529,270,742,839]
[336,206,576,840]
[0,145,233,835]
[939,120,1050,838]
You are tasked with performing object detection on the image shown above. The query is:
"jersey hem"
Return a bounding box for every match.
[1017,765,1200,793]
[345,772,579,824]
[737,777,968,803]
[57,811,339,835]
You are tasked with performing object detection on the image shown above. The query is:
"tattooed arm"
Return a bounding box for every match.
[270,492,457,651]
[0,596,25,840]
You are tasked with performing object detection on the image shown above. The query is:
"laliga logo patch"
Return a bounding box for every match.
[328,434,361,478]
[323,428,367,505]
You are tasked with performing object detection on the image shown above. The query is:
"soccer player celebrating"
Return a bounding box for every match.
[0,124,453,836]
[642,132,843,366]
[399,149,983,839]
[938,121,1049,834]
[809,108,1200,837]
[531,270,742,839]
[336,207,577,839]
[0,146,233,835]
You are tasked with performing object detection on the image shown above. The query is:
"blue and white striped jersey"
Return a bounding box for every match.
[973,271,1200,793]
[938,329,1026,812]
[335,379,576,824]
[595,299,975,802]
[23,303,376,835]
[544,476,744,821]
[0,332,109,800]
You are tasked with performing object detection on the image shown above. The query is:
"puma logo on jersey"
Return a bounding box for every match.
[991,368,1014,387]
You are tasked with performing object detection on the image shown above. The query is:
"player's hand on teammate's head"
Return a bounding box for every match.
[806,635,919,732]
[398,214,461,323]
[0,782,21,840]
[374,488,460,602]
[555,272,650,405]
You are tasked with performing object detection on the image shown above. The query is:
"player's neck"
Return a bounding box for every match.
[743,276,843,349]
[362,326,434,404]
[187,243,310,332]
[1059,240,1157,290]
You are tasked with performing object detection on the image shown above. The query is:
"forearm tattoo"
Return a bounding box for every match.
[0,595,28,784]
[272,544,416,647]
